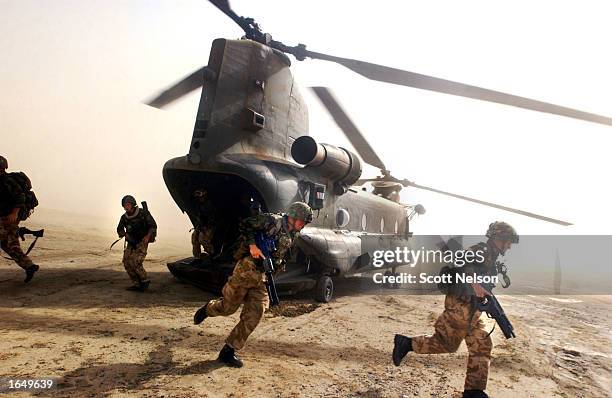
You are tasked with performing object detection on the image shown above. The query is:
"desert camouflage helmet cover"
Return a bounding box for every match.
[287,202,313,223]
[0,155,7,170]
[486,221,519,243]
[121,195,137,207]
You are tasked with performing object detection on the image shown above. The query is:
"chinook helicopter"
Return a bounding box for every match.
[146,0,612,302]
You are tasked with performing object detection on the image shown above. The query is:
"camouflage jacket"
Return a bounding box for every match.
[234,213,296,269]
[0,173,25,217]
[117,207,157,247]
[457,240,500,296]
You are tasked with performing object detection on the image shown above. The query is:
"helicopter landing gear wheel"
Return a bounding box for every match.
[314,275,334,303]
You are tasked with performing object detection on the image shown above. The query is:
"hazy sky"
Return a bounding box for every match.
[2,0,611,236]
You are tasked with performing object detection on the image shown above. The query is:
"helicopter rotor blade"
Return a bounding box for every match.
[303,50,612,127]
[402,180,572,226]
[145,67,206,109]
[310,87,386,170]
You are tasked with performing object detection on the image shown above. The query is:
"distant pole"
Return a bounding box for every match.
[553,249,562,295]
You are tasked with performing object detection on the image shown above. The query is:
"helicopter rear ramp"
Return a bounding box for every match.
[167,258,317,297]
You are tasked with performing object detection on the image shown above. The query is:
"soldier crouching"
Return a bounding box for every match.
[392,221,519,398]
[193,202,313,367]
[116,195,157,291]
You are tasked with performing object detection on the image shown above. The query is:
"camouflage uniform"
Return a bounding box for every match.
[412,240,500,391]
[192,193,216,258]
[0,172,34,270]
[117,207,157,287]
[206,213,297,350]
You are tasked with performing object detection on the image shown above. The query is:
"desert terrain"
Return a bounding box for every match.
[1,209,610,397]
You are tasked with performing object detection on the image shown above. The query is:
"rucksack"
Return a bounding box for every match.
[9,172,38,220]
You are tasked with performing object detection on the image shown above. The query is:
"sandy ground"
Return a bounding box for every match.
[1,211,611,397]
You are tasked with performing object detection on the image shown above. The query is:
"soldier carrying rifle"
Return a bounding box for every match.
[392,221,519,398]
[116,195,157,291]
[0,155,40,283]
[193,202,313,368]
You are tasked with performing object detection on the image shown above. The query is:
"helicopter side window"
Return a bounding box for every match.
[336,208,350,228]
[380,218,385,233]
[361,214,367,231]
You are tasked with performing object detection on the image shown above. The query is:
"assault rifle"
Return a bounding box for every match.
[479,293,515,339]
[254,232,280,306]
[18,227,44,256]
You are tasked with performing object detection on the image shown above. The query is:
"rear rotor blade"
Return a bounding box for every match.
[310,87,386,170]
[404,180,572,226]
[304,50,612,127]
[146,67,205,109]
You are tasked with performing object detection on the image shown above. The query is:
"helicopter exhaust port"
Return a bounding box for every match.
[291,136,362,190]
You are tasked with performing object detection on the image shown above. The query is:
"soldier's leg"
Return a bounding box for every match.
[463,315,493,391]
[199,226,214,255]
[412,296,469,354]
[191,230,201,259]
[226,282,269,350]
[122,246,141,286]
[206,257,257,317]
[0,222,34,270]
[130,241,150,284]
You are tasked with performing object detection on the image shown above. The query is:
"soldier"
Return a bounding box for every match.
[191,189,215,259]
[392,221,519,398]
[0,156,40,282]
[116,195,157,291]
[193,202,313,367]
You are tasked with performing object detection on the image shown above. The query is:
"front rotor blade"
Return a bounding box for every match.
[310,87,386,170]
[404,181,572,226]
[208,0,245,32]
[305,50,612,127]
[146,67,205,109]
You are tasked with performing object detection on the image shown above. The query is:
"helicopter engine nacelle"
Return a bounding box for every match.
[291,136,362,187]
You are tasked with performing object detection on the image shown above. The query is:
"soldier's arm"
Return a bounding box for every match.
[240,213,274,245]
[5,177,25,221]
[462,244,489,297]
[117,217,126,237]
[145,211,157,236]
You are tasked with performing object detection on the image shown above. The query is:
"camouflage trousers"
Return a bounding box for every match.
[412,295,493,391]
[122,240,150,286]
[206,256,269,350]
[0,218,33,270]
[191,226,214,258]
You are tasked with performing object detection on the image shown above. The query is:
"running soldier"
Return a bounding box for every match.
[392,222,519,398]
[0,155,40,282]
[193,202,313,367]
[116,195,157,291]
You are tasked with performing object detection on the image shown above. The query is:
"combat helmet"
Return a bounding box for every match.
[193,189,207,198]
[121,195,137,207]
[287,202,313,223]
[486,221,519,243]
[0,155,7,171]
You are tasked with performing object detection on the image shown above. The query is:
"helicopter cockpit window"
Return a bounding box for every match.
[336,208,350,228]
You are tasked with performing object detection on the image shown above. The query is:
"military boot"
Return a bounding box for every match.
[218,344,243,368]
[392,334,413,366]
[463,390,489,398]
[24,264,39,283]
[193,303,208,325]
[139,280,150,291]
